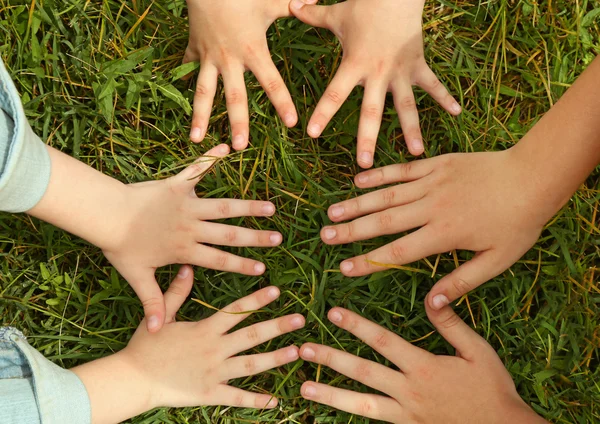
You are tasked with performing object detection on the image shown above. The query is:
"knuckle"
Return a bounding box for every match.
[400,162,414,179]
[373,331,390,350]
[323,350,334,367]
[355,362,371,380]
[361,104,381,119]
[217,201,231,217]
[427,77,442,91]
[439,310,463,330]
[195,83,210,96]
[244,357,256,374]
[377,212,393,232]
[142,297,162,309]
[226,89,245,105]
[264,79,283,95]
[450,277,472,297]
[389,241,407,262]
[359,398,376,416]
[224,230,238,244]
[174,243,190,263]
[229,302,244,314]
[399,96,417,110]
[246,326,260,342]
[233,393,244,407]
[325,89,343,105]
[382,188,397,207]
[215,254,229,269]
[345,222,356,241]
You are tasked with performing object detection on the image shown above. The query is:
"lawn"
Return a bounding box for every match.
[1,0,599,423]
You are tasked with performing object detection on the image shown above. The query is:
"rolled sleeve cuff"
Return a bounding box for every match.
[0,327,91,424]
[0,58,51,213]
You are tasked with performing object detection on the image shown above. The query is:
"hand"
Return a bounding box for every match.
[184,0,310,149]
[73,267,305,424]
[321,149,554,310]
[290,0,461,167]
[103,144,283,332]
[298,301,547,423]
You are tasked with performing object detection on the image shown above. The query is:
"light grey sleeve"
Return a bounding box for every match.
[0,58,51,213]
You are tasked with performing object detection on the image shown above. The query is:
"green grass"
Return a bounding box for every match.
[1,0,599,422]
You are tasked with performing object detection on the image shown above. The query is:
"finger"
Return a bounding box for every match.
[164,265,194,323]
[225,314,305,355]
[340,226,443,277]
[299,343,403,395]
[356,81,387,168]
[190,63,219,143]
[424,294,493,362]
[326,308,429,370]
[209,286,280,333]
[307,61,361,138]
[353,159,435,189]
[222,345,299,380]
[173,144,230,189]
[127,271,166,333]
[221,65,250,150]
[194,199,276,220]
[392,82,423,155]
[289,1,336,30]
[301,382,402,422]
[321,203,427,245]
[186,244,267,276]
[416,66,462,116]
[427,249,516,310]
[326,181,426,223]
[248,57,297,127]
[212,385,278,409]
[196,222,283,248]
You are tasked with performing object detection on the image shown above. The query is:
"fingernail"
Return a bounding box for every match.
[359,152,373,167]
[451,102,462,115]
[357,174,369,184]
[287,347,300,359]
[267,398,278,408]
[291,316,305,328]
[147,315,160,331]
[291,0,305,10]
[267,287,280,299]
[302,347,316,360]
[410,139,424,154]
[270,233,282,245]
[190,127,203,141]
[308,123,321,137]
[329,206,344,219]
[177,266,189,278]
[340,261,354,273]
[329,310,343,323]
[233,134,245,149]
[303,385,317,398]
[284,113,297,127]
[322,228,336,240]
[262,203,276,215]
[255,263,266,274]
[432,294,449,310]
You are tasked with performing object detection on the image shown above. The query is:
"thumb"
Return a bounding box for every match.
[424,294,487,361]
[128,271,167,333]
[289,0,337,30]
[428,250,510,311]
[173,143,230,189]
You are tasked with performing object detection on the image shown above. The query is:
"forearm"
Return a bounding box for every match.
[511,55,600,218]
[71,351,152,424]
[26,146,130,251]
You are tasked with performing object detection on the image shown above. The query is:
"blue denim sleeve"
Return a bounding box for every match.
[0,57,51,213]
[0,327,91,424]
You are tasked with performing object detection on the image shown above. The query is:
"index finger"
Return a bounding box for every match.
[327,307,432,371]
[207,286,281,333]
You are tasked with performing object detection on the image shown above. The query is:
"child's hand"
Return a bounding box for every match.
[290,0,461,167]
[73,268,305,424]
[184,0,310,149]
[321,150,555,309]
[103,144,283,332]
[298,301,546,423]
